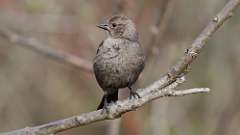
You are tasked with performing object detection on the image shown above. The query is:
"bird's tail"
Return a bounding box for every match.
[97,90,118,110]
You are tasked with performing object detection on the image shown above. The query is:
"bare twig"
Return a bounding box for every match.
[0,0,239,134]
[0,29,93,72]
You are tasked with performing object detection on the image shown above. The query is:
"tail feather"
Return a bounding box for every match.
[97,90,118,110]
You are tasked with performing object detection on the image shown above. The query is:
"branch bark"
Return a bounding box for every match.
[0,0,239,134]
[0,29,93,72]
[0,82,209,135]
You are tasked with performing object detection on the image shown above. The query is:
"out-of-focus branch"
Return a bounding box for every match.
[112,0,125,14]
[0,0,239,134]
[148,2,175,135]
[145,0,175,61]
[0,28,93,72]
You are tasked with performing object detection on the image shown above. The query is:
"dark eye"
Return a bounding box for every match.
[112,23,117,27]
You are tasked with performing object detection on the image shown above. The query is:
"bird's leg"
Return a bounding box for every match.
[103,95,108,109]
[128,86,140,99]
[102,94,110,113]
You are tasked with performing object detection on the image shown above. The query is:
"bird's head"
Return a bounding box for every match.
[97,15,138,41]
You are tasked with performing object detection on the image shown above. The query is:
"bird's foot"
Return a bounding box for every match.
[99,96,110,114]
[129,91,141,100]
[128,86,141,100]
[100,104,110,114]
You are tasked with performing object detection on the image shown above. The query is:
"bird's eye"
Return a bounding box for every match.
[112,23,117,27]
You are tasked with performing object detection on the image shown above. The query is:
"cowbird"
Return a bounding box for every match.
[94,15,145,110]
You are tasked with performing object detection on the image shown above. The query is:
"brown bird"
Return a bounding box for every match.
[94,15,145,110]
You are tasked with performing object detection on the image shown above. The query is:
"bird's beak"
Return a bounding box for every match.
[97,22,110,31]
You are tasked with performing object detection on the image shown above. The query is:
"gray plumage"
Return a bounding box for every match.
[94,15,145,110]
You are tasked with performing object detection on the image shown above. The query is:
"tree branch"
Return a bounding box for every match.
[0,78,209,135]
[146,0,240,94]
[0,28,93,72]
[0,0,239,134]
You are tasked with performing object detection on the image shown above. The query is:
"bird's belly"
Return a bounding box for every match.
[94,55,141,90]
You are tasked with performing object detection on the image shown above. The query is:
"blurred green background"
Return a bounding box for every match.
[0,0,240,135]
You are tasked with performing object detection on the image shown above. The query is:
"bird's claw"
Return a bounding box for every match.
[129,91,141,99]
[101,104,110,114]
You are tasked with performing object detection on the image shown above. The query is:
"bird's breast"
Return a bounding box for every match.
[93,38,144,89]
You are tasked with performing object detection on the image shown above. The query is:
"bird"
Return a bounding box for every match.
[93,15,145,110]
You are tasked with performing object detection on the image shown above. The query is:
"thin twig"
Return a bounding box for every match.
[0,0,239,134]
[0,28,93,72]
